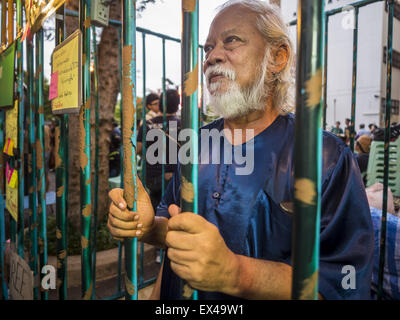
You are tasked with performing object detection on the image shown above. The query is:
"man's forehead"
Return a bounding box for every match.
[207,6,258,40]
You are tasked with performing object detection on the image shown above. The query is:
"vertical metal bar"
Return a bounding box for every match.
[79,0,93,300]
[180,0,199,300]
[16,0,24,258]
[0,0,5,299]
[291,0,324,300]
[161,38,166,197]
[55,4,68,300]
[27,36,39,299]
[322,15,329,130]
[350,7,359,152]
[377,0,394,301]
[91,25,99,300]
[122,0,138,301]
[36,28,48,300]
[1,0,7,45]
[200,49,204,127]
[140,32,147,287]
[117,26,123,295]
[7,0,12,44]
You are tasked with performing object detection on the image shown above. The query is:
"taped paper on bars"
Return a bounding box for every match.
[5,162,18,221]
[3,138,14,156]
[0,42,16,108]
[49,72,58,100]
[51,30,82,114]
[25,0,65,34]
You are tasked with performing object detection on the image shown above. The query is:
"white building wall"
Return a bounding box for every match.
[277,0,396,130]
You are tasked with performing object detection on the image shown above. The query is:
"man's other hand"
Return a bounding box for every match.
[107,177,155,241]
[165,205,239,293]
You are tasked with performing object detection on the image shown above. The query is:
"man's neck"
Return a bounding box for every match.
[223,99,279,145]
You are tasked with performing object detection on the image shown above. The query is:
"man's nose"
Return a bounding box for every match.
[204,45,226,69]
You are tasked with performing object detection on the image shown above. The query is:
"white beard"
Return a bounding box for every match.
[206,54,271,120]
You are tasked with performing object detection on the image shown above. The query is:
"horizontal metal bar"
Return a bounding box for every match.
[64,8,204,48]
[287,0,383,26]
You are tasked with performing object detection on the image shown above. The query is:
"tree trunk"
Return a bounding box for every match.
[65,0,121,232]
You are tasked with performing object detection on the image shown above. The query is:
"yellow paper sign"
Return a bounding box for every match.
[8,169,18,189]
[3,138,14,156]
[51,30,82,115]
[5,101,19,221]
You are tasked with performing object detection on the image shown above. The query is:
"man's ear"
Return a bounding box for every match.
[270,45,289,74]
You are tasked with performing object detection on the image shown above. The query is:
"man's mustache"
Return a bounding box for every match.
[205,65,236,84]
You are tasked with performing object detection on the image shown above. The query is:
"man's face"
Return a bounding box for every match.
[203,5,267,96]
[148,99,160,113]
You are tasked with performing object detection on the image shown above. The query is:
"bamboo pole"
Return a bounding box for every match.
[179,0,199,300]
[79,0,93,300]
[122,0,138,301]
[27,36,39,299]
[291,0,324,300]
[377,0,394,301]
[350,7,359,152]
[55,4,68,300]
[35,28,48,300]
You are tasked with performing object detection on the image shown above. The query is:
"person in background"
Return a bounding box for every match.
[140,93,161,127]
[356,123,370,140]
[137,89,181,210]
[109,120,122,178]
[344,118,352,145]
[355,134,372,186]
[369,123,377,136]
[331,121,344,136]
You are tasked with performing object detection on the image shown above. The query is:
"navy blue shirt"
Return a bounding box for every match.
[156,113,374,300]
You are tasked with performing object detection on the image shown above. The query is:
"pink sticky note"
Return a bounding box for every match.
[49,72,58,100]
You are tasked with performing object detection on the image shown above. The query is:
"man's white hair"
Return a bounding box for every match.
[217,0,295,114]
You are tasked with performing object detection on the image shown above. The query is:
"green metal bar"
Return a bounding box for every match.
[36,28,48,300]
[122,0,138,301]
[117,26,123,296]
[79,0,93,300]
[350,7,359,152]
[0,0,6,300]
[180,0,199,301]
[377,0,394,301]
[27,36,39,299]
[322,15,328,130]
[291,0,324,300]
[161,38,166,197]
[55,4,68,300]
[91,25,100,300]
[200,49,204,127]
[139,32,147,287]
[16,0,24,258]
[1,0,6,46]
[326,0,383,16]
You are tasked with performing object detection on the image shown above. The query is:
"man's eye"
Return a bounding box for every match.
[204,45,213,53]
[225,36,240,44]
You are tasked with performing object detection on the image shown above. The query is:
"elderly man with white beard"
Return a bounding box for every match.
[107,0,373,300]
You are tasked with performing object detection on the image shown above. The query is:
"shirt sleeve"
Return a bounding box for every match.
[318,143,374,300]
[137,124,144,144]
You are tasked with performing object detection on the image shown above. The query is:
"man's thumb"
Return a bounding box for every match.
[168,204,181,218]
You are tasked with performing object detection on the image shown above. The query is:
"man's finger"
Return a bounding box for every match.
[109,214,139,231]
[168,204,181,218]
[108,188,127,210]
[109,203,137,222]
[107,220,141,238]
[168,213,207,234]
[167,247,197,263]
[165,230,196,250]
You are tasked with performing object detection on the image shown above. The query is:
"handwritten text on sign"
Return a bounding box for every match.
[51,30,82,114]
